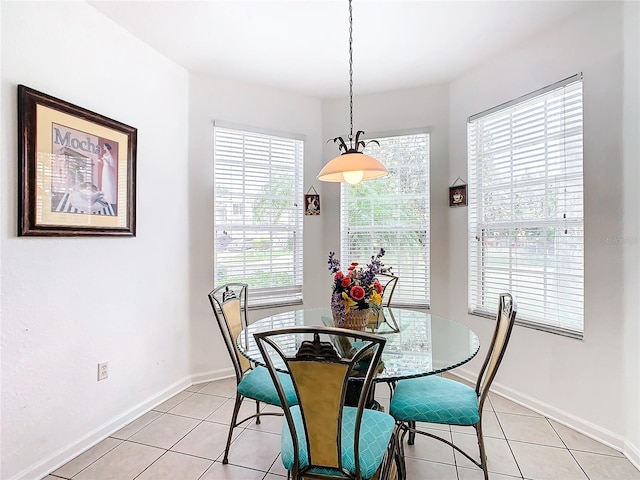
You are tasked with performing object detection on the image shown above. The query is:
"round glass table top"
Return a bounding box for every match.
[237,307,480,382]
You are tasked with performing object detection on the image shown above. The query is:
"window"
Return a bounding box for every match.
[213,122,304,308]
[341,131,430,307]
[468,74,584,338]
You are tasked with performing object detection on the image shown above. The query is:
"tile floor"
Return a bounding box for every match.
[44,376,640,480]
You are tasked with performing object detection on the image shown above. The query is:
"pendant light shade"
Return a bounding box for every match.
[317,0,388,185]
[317,152,388,184]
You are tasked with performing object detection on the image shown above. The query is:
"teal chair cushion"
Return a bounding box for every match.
[237,366,298,406]
[389,375,480,425]
[281,405,395,479]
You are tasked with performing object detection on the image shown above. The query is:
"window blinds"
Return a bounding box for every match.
[213,124,304,308]
[468,75,584,337]
[341,132,430,307]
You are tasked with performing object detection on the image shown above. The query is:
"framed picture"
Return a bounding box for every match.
[449,184,467,207]
[304,187,320,216]
[18,85,137,236]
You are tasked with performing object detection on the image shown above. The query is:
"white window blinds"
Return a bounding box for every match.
[341,131,430,307]
[468,74,584,338]
[213,123,304,308]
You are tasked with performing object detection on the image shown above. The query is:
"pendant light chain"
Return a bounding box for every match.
[348,0,354,146]
[317,0,387,183]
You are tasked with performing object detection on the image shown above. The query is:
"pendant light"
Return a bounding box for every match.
[317,0,388,185]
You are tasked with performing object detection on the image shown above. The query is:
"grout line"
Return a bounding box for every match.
[547,418,592,480]
[493,403,525,479]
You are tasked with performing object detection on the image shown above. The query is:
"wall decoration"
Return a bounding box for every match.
[18,85,137,236]
[304,186,320,216]
[449,177,468,208]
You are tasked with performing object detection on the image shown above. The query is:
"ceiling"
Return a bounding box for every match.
[89,0,593,99]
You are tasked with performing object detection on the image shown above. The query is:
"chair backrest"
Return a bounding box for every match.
[475,293,517,410]
[254,326,386,479]
[378,273,399,307]
[208,283,251,384]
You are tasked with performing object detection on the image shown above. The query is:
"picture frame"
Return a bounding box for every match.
[449,184,467,207]
[304,186,320,216]
[18,85,137,236]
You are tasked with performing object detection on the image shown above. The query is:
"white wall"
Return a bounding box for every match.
[622,0,640,464]
[186,73,324,376]
[448,0,638,463]
[0,2,190,479]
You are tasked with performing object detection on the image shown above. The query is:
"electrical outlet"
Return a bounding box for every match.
[98,362,109,381]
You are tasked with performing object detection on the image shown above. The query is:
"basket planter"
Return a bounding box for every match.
[333,307,369,331]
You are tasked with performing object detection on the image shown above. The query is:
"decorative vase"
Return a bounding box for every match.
[332,307,369,331]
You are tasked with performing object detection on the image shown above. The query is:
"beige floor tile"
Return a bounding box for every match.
[244,410,284,435]
[549,419,625,457]
[269,454,289,476]
[451,410,504,438]
[225,429,283,471]
[415,420,452,433]
[402,428,455,464]
[185,382,209,392]
[73,441,165,480]
[153,390,194,413]
[497,413,563,447]
[52,437,122,478]
[509,441,587,480]
[201,461,268,479]
[457,466,523,479]
[167,392,227,420]
[404,457,458,479]
[452,432,521,477]
[206,396,264,426]
[171,420,237,460]
[489,393,542,417]
[135,451,212,480]
[128,413,200,449]
[198,377,238,398]
[112,411,162,440]
[265,474,287,479]
[572,450,640,480]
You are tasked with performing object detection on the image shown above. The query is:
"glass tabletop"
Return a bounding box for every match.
[237,307,481,382]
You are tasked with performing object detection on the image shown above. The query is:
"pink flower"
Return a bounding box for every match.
[341,277,352,288]
[350,285,365,301]
[374,281,383,294]
[334,272,344,280]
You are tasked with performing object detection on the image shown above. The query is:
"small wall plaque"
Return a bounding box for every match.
[449,177,467,208]
[304,186,320,216]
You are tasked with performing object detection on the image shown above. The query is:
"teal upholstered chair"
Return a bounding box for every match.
[254,326,398,480]
[208,284,298,464]
[389,293,517,480]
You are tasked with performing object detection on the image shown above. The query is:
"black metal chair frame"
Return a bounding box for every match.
[208,283,285,464]
[254,326,399,480]
[396,293,518,480]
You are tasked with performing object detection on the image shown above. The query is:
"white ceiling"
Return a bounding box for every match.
[89,0,593,99]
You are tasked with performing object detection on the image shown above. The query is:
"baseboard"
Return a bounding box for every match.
[191,366,234,385]
[14,368,234,480]
[451,367,640,471]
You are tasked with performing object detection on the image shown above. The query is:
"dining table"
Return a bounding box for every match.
[236,306,480,385]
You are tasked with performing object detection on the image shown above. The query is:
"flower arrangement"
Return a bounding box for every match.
[327,248,391,326]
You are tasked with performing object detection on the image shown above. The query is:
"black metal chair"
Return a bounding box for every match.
[254,326,398,480]
[208,283,298,464]
[389,293,518,480]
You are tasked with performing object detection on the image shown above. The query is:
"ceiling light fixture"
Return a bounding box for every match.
[317,0,388,185]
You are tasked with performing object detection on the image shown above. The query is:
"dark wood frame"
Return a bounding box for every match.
[304,193,320,216]
[18,85,137,236]
[449,184,467,208]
